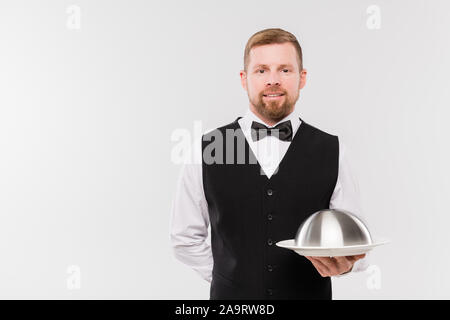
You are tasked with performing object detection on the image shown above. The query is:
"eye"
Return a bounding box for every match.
[258,69,264,73]
[282,69,289,73]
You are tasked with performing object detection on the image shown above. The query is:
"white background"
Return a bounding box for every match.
[0,0,449,299]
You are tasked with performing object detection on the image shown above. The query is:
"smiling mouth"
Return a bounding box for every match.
[263,94,285,99]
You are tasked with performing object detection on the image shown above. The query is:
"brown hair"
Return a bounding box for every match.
[243,28,303,73]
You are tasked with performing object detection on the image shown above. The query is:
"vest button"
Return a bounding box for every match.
[266,189,273,196]
[267,238,273,246]
[267,265,273,272]
[267,289,273,296]
[267,214,273,220]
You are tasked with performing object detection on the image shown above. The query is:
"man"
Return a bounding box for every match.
[170,28,369,299]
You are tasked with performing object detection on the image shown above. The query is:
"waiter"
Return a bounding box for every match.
[170,28,369,300]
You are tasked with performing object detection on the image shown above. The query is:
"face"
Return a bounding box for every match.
[240,42,307,125]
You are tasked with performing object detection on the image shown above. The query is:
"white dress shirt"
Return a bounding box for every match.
[170,108,370,283]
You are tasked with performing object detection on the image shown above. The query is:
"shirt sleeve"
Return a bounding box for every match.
[169,153,213,283]
[330,137,371,277]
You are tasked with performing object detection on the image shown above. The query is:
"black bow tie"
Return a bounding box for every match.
[251,120,293,142]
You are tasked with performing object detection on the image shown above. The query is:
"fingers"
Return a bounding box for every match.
[316,257,342,275]
[305,256,338,277]
[333,256,353,273]
[332,254,366,274]
[305,255,364,277]
[305,256,330,277]
[347,254,366,263]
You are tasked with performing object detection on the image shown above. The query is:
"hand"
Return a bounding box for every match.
[305,254,366,277]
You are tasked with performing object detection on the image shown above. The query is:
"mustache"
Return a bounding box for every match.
[262,89,286,95]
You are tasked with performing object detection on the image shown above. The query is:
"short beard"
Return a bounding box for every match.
[251,93,297,123]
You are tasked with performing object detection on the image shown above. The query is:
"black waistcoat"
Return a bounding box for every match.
[201,116,339,300]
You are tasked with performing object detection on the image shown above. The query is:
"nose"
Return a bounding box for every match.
[265,72,281,87]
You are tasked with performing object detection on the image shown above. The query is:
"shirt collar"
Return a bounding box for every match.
[240,108,302,135]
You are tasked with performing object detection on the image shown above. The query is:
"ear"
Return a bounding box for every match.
[240,70,247,91]
[299,68,307,90]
